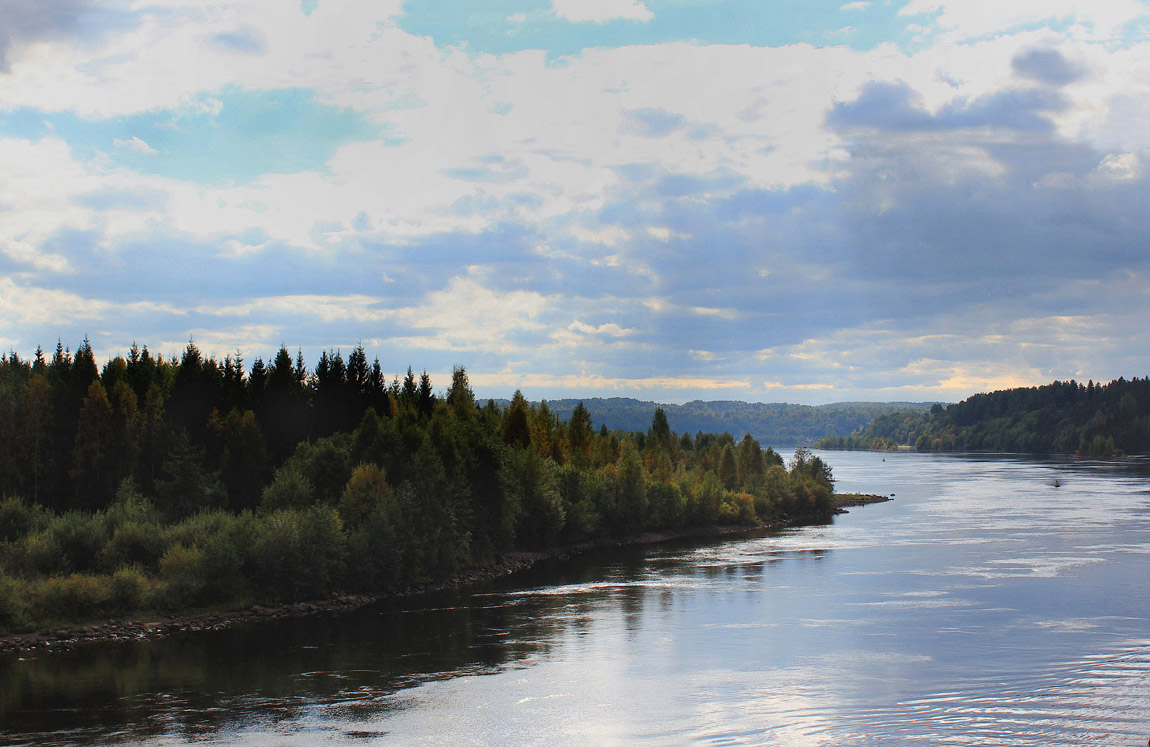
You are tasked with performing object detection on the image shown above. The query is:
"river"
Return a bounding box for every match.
[2,451,1149,745]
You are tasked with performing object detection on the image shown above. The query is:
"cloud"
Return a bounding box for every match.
[0,3,1147,403]
[208,27,266,56]
[1092,152,1141,183]
[113,135,157,155]
[444,158,530,184]
[549,319,636,348]
[827,81,1065,133]
[621,108,688,137]
[552,0,653,24]
[199,294,392,324]
[0,135,101,274]
[0,277,184,327]
[841,2,870,11]
[1011,47,1086,86]
[466,371,752,397]
[898,0,1147,41]
[0,0,99,71]
[153,325,281,361]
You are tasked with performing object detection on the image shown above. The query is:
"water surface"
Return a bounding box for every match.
[3,452,1149,745]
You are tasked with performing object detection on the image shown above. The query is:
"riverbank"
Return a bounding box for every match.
[0,500,894,657]
[0,524,775,656]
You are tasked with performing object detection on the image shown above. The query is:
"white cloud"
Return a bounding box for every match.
[199,294,391,324]
[377,271,552,355]
[646,226,692,242]
[841,2,870,11]
[1092,152,1141,183]
[552,0,653,24]
[899,0,1146,41]
[10,4,1141,261]
[0,278,184,327]
[569,225,631,247]
[0,136,102,273]
[113,136,158,155]
[691,306,739,320]
[151,325,281,361]
[0,280,101,326]
[466,371,750,394]
[566,320,633,337]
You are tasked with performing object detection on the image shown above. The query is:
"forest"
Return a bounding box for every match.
[524,398,937,447]
[818,377,1150,456]
[0,340,836,634]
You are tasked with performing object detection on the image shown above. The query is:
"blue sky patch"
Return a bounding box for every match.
[397,0,933,57]
[0,88,379,186]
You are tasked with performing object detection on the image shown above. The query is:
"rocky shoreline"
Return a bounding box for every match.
[0,507,893,657]
[0,553,543,657]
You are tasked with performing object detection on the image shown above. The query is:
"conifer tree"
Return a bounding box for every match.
[72,380,116,508]
[502,390,532,447]
[21,376,54,503]
[567,402,594,467]
[418,371,435,418]
[648,406,673,452]
[447,366,476,420]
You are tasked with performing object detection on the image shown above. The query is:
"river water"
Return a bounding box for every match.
[2,451,1150,745]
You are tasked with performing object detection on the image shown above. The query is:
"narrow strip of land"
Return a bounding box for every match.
[0,500,897,656]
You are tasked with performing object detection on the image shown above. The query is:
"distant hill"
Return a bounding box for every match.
[818,377,1150,456]
[488,397,939,447]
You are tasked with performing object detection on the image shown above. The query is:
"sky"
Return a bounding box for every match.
[0,0,1148,405]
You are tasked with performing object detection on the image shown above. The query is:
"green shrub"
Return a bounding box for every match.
[199,519,252,604]
[165,510,236,549]
[22,530,65,576]
[157,544,204,608]
[103,479,160,531]
[503,448,564,548]
[718,493,757,525]
[556,464,600,541]
[251,507,345,601]
[339,464,394,529]
[102,520,165,571]
[30,574,108,623]
[260,462,314,511]
[47,512,107,573]
[0,572,25,630]
[108,565,148,615]
[688,472,723,525]
[0,495,46,543]
[646,482,684,529]
[293,436,354,505]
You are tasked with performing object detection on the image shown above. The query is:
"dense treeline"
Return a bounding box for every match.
[819,377,1150,456]
[529,398,937,446]
[0,340,836,633]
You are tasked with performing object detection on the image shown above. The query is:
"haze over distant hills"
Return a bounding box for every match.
[492,398,940,447]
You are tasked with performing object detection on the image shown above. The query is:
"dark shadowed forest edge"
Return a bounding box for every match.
[817,377,1150,457]
[0,340,858,644]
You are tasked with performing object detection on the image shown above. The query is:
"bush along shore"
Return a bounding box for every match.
[0,504,902,656]
[0,343,848,653]
[0,525,757,655]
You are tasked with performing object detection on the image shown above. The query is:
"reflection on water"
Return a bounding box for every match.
[2,452,1150,745]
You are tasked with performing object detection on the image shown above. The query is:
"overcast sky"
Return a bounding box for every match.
[1,0,1147,404]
